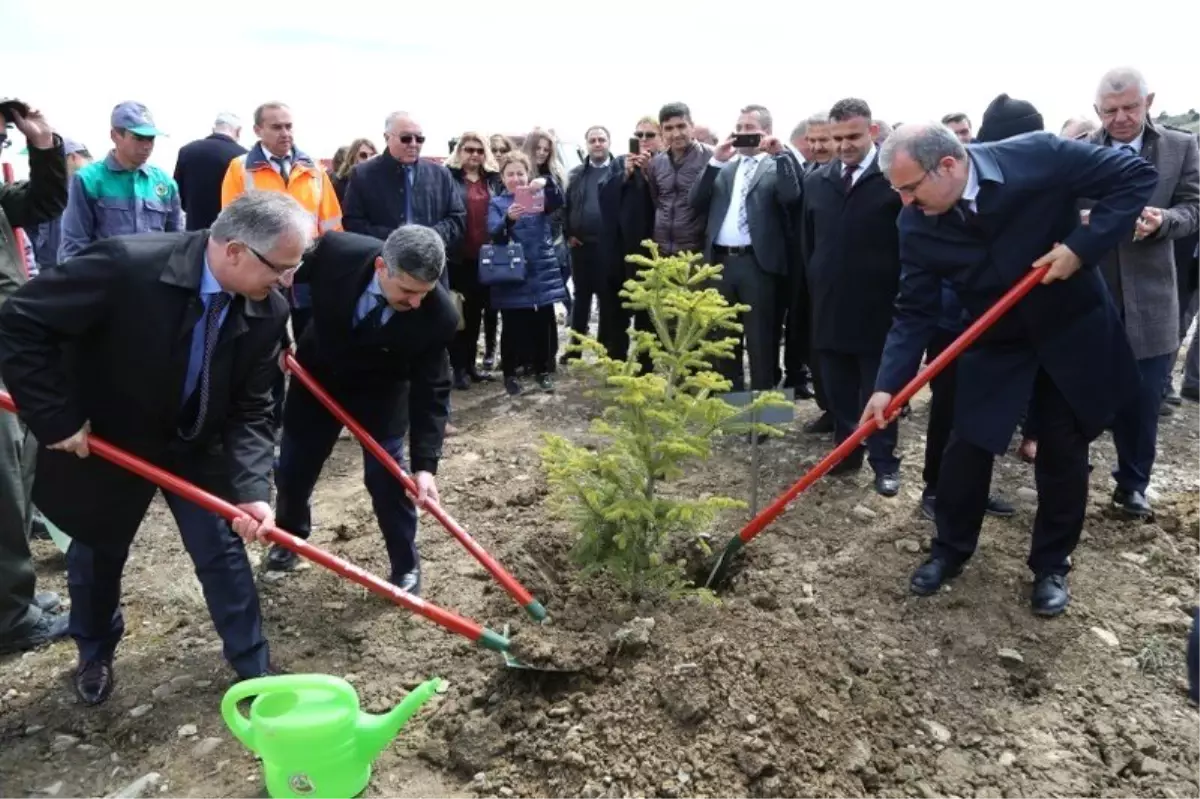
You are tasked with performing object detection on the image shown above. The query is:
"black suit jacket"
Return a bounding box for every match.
[802,157,904,353]
[292,231,456,474]
[341,154,466,261]
[0,232,288,548]
[875,133,1155,454]
[688,152,801,277]
[173,134,248,231]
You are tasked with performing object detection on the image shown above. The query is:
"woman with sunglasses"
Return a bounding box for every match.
[331,137,377,204]
[445,132,503,388]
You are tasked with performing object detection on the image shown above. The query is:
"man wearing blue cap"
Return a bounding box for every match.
[58,101,181,261]
[27,137,92,273]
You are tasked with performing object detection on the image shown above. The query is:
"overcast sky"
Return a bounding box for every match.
[2,0,1197,180]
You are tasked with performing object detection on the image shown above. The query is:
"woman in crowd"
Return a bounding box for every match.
[487,150,567,396]
[445,132,503,389]
[331,137,377,204]
[522,129,572,360]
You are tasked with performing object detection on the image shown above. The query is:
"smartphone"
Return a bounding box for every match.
[732,132,762,148]
[514,186,545,213]
[628,136,640,155]
[0,98,31,126]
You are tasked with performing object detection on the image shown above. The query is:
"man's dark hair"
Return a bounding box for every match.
[381,224,445,284]
[740,104,773,133]
[829,98,872,123]
[941,112,970,127]
[584,125,610,141]
[658,102,691,124]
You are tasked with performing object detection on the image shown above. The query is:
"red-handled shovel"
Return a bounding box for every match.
[282,353,547,622]
[0,390,512,655]
[706,264,1051,587]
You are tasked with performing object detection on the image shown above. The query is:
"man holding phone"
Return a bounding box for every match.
[0,99,70,654]
[689,104,802,395]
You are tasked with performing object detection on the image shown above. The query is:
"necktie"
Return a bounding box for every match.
[358,294,389,331]
[842,162,856,193]
[403,166,413,224]
[737,157,756,237]
[272,156,290,184]
[1120,144,1137,156]
[179,293,231,441]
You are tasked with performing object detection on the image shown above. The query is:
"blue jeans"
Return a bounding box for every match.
[1111,353,1172,494]
[67,492,268,675]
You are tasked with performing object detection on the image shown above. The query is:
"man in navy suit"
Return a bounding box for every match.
[861,124,1156,616]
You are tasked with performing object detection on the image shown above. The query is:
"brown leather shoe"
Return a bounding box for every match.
[74,660,115,706]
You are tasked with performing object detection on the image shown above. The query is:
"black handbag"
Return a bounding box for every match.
[478,243,527,286]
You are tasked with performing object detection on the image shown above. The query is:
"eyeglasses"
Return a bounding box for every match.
[357,150,374,160]
[243,242,301,276]
[395,134,426,144]
[891,170,934,196]
[634,131,658,139]
[462,146,484,155]
[493,147,510,155]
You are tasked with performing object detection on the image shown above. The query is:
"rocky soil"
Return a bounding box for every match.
[1,363,1197,798]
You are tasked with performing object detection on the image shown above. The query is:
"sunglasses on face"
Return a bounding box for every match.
[395,134,425,144]
[634,131,658,139]
[357,150,374,160]
[462,146,484,155]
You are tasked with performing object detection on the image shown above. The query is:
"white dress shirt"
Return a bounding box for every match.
[714,152,767,247]
[961,155,981,213]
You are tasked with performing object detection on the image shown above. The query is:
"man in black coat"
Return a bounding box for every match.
[342,113,464,288]
[173,113,248,231]
[0,192,308,704]
[267,226,456,596]
[863,125,1155,616]
[803,98,904,496]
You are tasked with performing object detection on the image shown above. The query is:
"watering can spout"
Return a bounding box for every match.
[358,678,443,761]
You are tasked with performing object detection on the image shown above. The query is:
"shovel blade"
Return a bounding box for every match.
[705,536,745,589]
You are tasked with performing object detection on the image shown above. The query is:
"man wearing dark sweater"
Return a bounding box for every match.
[174,113,248,231]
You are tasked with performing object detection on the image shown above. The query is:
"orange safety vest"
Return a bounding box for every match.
[220,145,342,236]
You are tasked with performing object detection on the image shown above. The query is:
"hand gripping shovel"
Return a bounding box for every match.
[707,265,1051,587]
[282,353,547,622]
[0,390,560,669]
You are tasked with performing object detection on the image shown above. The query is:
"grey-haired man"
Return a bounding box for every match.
[268,226,457,596]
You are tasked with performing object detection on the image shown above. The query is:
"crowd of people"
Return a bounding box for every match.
[0,62,1197,707]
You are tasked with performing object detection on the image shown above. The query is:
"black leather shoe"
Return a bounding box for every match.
[1112,487,1152,518]
[74,659,115,705]
[910,557,961,596]
[266,544,299,571]
[1031,573,1069,616]
[803,412,834,434]
[985,495,1016,517]
[452,368,471,391]
[504,377,522,397]
[1164,389,1183,407]
[874,472,900,497]
[1182,385,1199,402]
[468,368,493,383]
[0,610,69,655]
[392,568,421,597]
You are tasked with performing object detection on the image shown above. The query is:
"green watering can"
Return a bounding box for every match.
[221,674,442,799]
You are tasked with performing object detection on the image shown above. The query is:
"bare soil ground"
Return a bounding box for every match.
[2,366,1197,798]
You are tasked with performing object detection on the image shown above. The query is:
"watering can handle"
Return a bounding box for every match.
[220,677,279,753]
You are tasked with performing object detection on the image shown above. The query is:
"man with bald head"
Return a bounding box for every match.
[343,112,465,288]
[862,122,1155,616]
